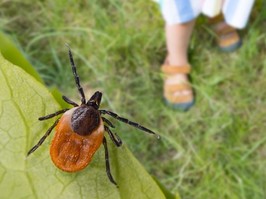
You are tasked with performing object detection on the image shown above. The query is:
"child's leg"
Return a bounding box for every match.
[162,20,195,111]
[166,20,195,66]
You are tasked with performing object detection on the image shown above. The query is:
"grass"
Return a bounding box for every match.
[1,0,266,198]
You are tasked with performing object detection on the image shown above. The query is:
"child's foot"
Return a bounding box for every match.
[161,59,194,111]
[214,22,242,52]
[210,15,242,52]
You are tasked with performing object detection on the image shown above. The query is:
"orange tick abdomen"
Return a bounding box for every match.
[50,108,104,172]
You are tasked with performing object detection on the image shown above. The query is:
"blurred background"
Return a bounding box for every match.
[1,0,266,198]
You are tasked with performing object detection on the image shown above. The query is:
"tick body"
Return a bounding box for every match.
[50,107,104,172]
[27,46,159,186]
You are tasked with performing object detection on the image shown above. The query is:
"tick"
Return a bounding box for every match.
[27,46,159,186]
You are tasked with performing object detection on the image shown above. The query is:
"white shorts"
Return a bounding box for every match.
[158,0,255,29]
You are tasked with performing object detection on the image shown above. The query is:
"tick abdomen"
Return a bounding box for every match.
[50,108,104,172]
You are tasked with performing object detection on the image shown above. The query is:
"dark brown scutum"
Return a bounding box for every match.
[71,105,100,136]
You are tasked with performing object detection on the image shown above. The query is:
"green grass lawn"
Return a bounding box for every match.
[1,1,266,198]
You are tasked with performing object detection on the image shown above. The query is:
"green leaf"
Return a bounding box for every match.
[0,31,68,108]
[153,177,181,199]
[0,53,169,199]
[0,31,43,83]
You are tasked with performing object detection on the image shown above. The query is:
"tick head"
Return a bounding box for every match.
[87,91,102,109]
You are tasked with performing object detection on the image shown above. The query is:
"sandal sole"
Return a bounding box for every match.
[164,98,195,112]
[219,39,242,52]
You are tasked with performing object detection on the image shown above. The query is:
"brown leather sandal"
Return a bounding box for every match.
[210,14,242,52]
[161,65,194,111]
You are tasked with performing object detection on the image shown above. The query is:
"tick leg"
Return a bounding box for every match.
[38,109,69,121]
[102,117,115,128]
[104,125,122,147]
[66,45,86,104]
[62,95,79,107]
[100,110,159,138]
[102,137,117,186]
[27,118,60,156]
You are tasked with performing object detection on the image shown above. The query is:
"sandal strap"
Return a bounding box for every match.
[214,23,237,35]
[164,83,191,93]
[164,82,193,103]
[218,30,240,48]
[161,65,191,75]
[164,92,193,103]
[208,14,237,36]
